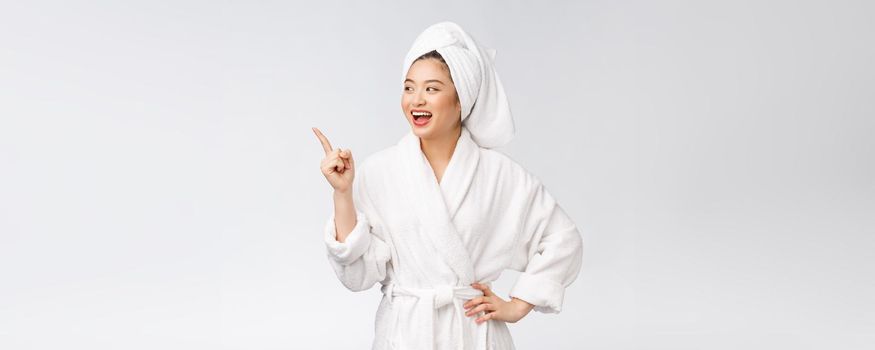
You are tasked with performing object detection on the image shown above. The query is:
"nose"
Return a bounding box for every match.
[413,90,426,106]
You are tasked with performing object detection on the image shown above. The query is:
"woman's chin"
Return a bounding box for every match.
[411,125,433,138]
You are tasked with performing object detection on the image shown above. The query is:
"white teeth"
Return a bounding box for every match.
[412,111,432,117]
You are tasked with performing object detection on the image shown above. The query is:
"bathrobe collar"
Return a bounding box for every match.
[396,126,481,284]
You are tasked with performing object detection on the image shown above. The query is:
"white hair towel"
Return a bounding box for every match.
[402,21,515,149]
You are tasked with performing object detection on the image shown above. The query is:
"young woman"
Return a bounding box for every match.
[313,21,584,350]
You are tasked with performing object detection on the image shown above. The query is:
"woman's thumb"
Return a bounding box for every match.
[344,149,355,167]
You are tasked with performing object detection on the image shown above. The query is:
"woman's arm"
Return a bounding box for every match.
[464,173,584,323]
[507,178,584,314]
[313,126,358,242]
[314,127,391,291]
[323,175,392,292]
[332,189,357,242]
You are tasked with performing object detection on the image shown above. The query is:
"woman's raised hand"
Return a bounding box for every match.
[312,127,354,193]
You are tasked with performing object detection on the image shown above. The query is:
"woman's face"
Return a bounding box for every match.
[401,58,462,140]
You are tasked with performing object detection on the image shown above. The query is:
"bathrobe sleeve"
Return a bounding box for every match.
[323,163,392,292]
[508,177,584,314]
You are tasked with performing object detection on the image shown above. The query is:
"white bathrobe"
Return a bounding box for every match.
[324,127,584,349]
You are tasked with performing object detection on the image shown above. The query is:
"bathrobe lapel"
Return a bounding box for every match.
[397,127,481,285]
[435,127,480,221]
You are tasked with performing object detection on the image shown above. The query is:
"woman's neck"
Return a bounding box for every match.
[419,127,461,182]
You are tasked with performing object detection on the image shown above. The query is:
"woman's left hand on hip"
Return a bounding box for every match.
[464,282,535,324]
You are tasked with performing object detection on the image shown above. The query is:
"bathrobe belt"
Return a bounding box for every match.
[381,283,489,350]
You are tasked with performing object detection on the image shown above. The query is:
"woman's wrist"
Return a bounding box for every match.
[510,297,535,316]
[332,189,356,242]
[333,188,352,197]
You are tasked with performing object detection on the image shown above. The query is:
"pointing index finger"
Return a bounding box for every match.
[311,127,333,154]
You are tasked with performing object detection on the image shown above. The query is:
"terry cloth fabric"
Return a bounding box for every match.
[323,126,585,349]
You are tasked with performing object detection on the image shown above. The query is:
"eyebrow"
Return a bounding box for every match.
[404,78,446,85]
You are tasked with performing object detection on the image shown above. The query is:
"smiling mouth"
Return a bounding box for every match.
[411,110,432,121]
[411,110,432,126]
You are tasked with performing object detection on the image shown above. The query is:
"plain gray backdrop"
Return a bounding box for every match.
[1,1,873,349]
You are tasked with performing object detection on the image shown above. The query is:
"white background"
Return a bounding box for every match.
[1,1,873,349]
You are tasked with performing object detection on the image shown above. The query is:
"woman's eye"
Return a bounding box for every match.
[403,86,438,92]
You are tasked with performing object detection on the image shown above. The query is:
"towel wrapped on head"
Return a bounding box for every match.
[402,21,515,149]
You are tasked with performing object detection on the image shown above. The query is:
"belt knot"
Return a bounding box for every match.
[433,285,455,309]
